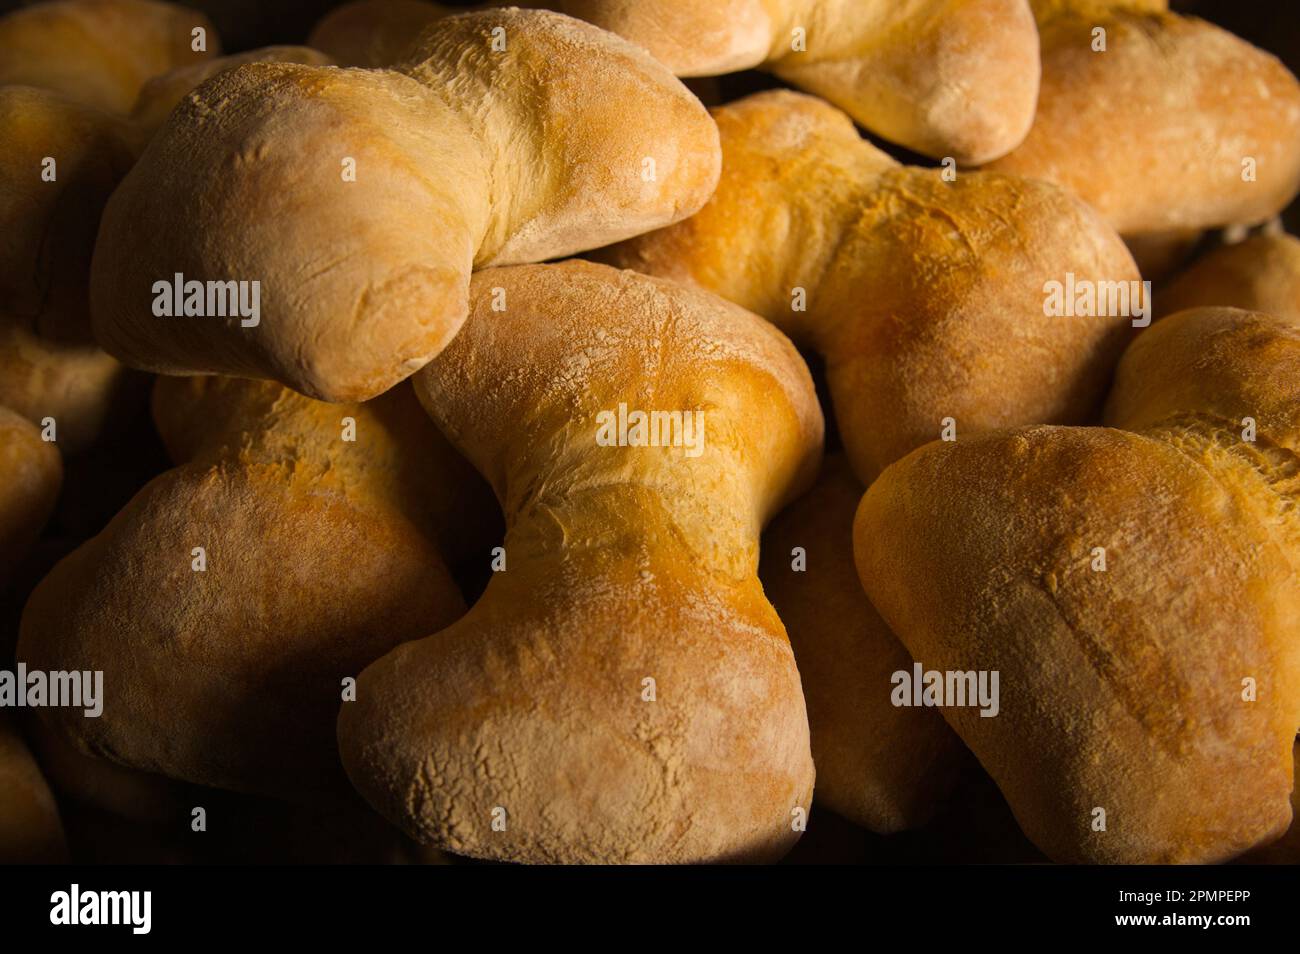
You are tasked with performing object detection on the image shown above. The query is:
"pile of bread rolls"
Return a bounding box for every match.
[0,0,1296,866]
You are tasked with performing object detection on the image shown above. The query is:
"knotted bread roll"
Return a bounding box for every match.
[18,376,493,799]
[855,307,1300,863]
[312,0,1040,164]
[92,8,722,403]
[606,90,1139,485]
[338,260,823,864]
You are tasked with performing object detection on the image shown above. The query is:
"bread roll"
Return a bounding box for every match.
[91,8,722,402]
[1159,232,1300,323]
[855,307,1300,863]
[0,318,142,456]
[557,0,1043,163]
[761,456,963,833]
[314,0,1041,163]
[0,86,150,454]
[1,40,348,345]
[0,86,133,343]
[0,0,217,114]
[605,90,1140,485]
[0,35,311,452]
[339,260,823,863]
[990,1,1300,239]
[128,45,335,145]
[308,0,452,67]
[18,377,490,800]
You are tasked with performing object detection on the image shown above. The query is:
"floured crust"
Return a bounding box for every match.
[606,90,1139,485]
[338,261,823,863]
[311,0,1039,163]
[17,378,488,800]
[129,45,335,145]
[855,308,1300,863]
[1105,307,1300,576]
[990,1,1300,235]
[91,8,721,402]
[558,0,776,76]
[554,0,1039,162]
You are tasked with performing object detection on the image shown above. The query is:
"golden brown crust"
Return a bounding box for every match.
[0,0,218,114]
[129,46,335,146]
[572,0,773,74]
[857,425,1298,863]
[605,90,1139,485]
[1,43,384,453]
[760,456,963,832]
[1105,307,1300,587]
[338,261,823,863]
[0,43,341,340]
[558,0,1040,163]
[1105,307,1300,456]
[765,0,1041,164]
[17,378,486,800]
[1,33,350,459]
[854,308,1300,863]
[91,8,721,402]
[990,1,1300,236]
[308,0,1038,161]
[1158,233,1300,324]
